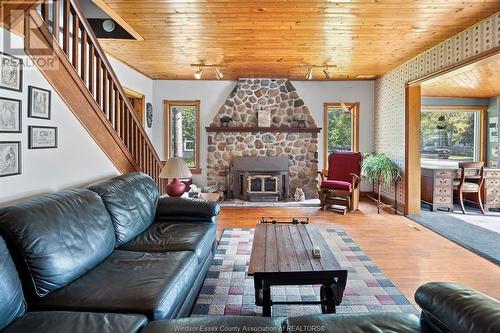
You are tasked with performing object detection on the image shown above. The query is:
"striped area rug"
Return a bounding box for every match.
[192,228,418,318]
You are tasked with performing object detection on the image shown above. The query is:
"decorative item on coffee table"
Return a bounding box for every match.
[160,157,193,197]
[248,219,347,317]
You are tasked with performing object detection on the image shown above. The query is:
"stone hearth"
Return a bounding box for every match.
[207,78,319,199]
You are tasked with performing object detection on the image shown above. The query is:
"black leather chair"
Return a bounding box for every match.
[0,173,220,321]
[0,236,147,333]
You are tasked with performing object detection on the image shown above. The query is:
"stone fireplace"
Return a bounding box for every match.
[206,78,320,199]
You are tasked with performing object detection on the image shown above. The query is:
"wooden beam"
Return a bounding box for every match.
[405,84,421,215]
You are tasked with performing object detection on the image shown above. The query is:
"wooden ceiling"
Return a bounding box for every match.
[95,1,500,80]
[422,52,500,98]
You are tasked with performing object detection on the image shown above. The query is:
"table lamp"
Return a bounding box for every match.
[160,157,193,197]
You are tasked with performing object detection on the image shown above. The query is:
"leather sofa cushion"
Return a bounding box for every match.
[156,197,221,223]
[0,237,26,331]
[285,313,424,333]
[87,172,159,246]
[2,311,147,333]
[32,250,199,320]
[415,282,500,333]
[120,222,216,263]
[0,189,115,298]
[142,316,283,333]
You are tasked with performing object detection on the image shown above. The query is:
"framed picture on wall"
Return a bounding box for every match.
[0,97,22,133]
[28,86,51,119]
[28,126,57,149]
[0,51,23,92]
[0,141,21,177]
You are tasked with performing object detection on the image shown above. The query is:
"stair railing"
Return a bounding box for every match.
[35,0,165,189]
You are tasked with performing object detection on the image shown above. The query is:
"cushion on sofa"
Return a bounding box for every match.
[31,250,199,320]
[119,222,216,263]
[1,311,147,333]
[156,197,221,223]
[0,237,26,331]
[415,282,500,333]
[141,316,283,333]
[87,172,159,246]
[0,189,115,298]
[285,313,424,333]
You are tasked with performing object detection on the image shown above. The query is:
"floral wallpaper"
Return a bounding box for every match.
[374,12,500,203]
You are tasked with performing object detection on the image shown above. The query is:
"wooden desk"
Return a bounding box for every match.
[421,166,500,212]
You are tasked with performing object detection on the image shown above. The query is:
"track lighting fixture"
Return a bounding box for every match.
[323,68,332,79]
[214,68,223,80]
[194,67,204,79]
[305,67,313,80]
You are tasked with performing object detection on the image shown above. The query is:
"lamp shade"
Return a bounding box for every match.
[160,157,192,179]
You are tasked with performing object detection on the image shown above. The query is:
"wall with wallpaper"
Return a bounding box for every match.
[375,12,500,204]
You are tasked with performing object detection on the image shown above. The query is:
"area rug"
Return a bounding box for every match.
[192,228,418,318]
[408,209,500,265]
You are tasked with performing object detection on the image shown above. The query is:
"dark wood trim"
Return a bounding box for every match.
[164,100,202,174]
[206,126,322,133]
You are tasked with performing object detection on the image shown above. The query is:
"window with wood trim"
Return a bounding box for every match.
[323,102,359,170]
[420,105,487,165]
[164,100,201,174]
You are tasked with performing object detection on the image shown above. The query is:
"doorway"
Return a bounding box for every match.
[405,50,500,215]
[124,87,145,127]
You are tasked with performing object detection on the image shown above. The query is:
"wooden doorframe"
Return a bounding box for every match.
[123,87,145,127]
[404,47,500,215]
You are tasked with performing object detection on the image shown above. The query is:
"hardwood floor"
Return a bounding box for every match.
[216,200,500,305]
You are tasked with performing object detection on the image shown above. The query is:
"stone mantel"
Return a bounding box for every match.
[205,126,321,134]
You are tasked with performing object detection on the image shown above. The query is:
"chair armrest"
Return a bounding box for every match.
[156,197,221,223]
[349,173,361,188]
[415,282,500,333]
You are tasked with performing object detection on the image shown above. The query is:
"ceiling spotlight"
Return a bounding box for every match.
[214,68,223,80]
[323,68,332,79]
[102,19,116,32]
[305,67,313,80]
[194,67,204,79]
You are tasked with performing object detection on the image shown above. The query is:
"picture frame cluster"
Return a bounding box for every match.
[0,51,58,178]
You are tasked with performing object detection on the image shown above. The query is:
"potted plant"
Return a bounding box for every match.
[362,153,402,213]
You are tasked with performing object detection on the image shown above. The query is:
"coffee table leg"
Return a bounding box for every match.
[254,277,263,306]
[320,284,336,314]
[262,284,272,317]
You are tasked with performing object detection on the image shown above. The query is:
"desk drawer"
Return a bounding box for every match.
[434,187,452,196]
[435,178,452,186]
[434,196,452,204]
[434,170,454,178]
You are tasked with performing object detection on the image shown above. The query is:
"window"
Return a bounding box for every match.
[164,100,201,173]
[323,102,359,170]
[420,106,486,165]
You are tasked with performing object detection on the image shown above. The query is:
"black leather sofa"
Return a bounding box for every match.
[0,172,220,321]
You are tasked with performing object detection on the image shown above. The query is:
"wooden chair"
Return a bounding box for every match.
[318,151,362,212]
[453,161,485,214]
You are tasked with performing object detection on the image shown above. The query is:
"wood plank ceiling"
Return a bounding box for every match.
[421,52,500,98]
[96,1,500,80]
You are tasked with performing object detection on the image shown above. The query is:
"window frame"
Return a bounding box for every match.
[323,102,360,172]
[163,100,201,174]
[420,105,487,164]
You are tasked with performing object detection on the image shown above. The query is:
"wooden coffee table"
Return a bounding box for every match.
[248,222,347,317]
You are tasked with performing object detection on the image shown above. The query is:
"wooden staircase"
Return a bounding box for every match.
[21,0,166,190]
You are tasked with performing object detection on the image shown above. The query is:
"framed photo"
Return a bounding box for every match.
[0,51,23,92]
[28,126,58,149]
[0,97,21,133]
[0,141,21,177]
[28,86,51,119]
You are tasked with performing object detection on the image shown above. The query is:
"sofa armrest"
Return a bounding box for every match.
[155,197,221,223]
[415,282,500,333]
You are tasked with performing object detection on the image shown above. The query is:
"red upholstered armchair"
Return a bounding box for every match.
[318,151,362,211]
